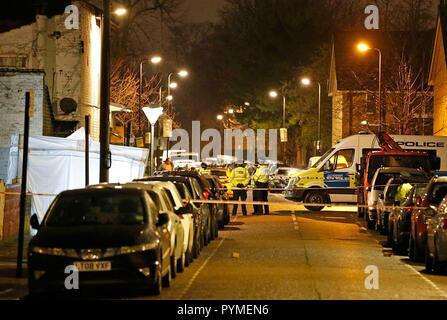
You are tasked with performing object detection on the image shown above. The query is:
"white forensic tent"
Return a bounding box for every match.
[27,128,149,221]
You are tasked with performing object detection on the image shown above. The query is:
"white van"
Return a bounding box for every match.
[285,133,447,210]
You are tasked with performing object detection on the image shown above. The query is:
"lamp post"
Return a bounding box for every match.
[143,106,164,175]
[357,42,383,132]
[269,90,287,137]
[301,78,322,155]
[139,55,162,138]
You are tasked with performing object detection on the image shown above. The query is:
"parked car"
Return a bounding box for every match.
[137,175,211,249]
[89,182,186,279]
[135,176,203,261]
[367,168,426,230]
[376,177,400,234]
[425,195,447,273]
[28,187,172,295]
[162,171,219,242]
[389,182,428,254]
[269,167,300,194]
[202,174,230,228]
[410,176,447,262]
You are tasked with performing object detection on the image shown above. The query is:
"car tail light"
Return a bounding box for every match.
[404,207,413,215]
[203,191,210,200]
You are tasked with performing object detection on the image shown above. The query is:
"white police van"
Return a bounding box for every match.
[285,133,447,211]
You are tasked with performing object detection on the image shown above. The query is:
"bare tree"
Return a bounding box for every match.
[385,57,433,134]
[110,59,179,137]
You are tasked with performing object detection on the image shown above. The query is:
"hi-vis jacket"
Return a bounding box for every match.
[253,166,270,184]
[229,166,251,188]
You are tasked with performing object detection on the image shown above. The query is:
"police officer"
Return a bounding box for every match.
[199,162,211,175]
[253,163,270,215]
[229,162,251,216]
[395,181,413,205]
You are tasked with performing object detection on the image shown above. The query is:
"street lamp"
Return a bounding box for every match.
[228,108,234,114]
[167,69,189,99]
[301,77,322,155]
[357,41,383,132]
[143,106,164,175]
[169,81,178,89]
[139,55,163,137]
[268,90,286,130]
[217,114,224,121]
[113,7,127,16]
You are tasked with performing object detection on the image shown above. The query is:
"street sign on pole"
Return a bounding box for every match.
[280,128,288,143]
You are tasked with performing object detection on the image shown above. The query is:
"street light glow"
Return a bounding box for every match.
[169,82,178,89]
[166,95,174,101]
[217,114,224,121]
[151,56,162,64]
[178,70,189,78]
[301,78,311,86]
[244,102,250,107]
[357,42,371,53]
[228,108,234,114]
[269,91,278,98]
[113,8,127,16]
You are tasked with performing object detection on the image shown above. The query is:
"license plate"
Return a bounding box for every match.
[74,261,111,272]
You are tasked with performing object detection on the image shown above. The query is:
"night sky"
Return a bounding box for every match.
[183,0,226,22]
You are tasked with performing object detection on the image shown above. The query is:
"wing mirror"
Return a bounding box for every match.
[156,212,170,227]
[30,214,40,230]
[415,196,422,207]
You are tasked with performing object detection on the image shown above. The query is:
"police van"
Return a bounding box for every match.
[285,133,447,211]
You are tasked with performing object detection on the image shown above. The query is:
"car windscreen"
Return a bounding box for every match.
[312,148,334,168]
[368,156,431,183]
[45,193,146,227]
[430,183,447,205]
[277,169,291,175]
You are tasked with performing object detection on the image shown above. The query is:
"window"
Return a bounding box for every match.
[327,149,355,170]
[0,56,27,68]
[46,193,146,227]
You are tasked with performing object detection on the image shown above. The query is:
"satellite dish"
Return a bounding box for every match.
[59,98,77,114]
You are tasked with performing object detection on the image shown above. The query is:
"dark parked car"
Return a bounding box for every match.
[202,174,230,229]
[389,183,428,254]
[160,171,219,241]
[135,176,205,259]
[28,187,172,296]
[410,176,447,262]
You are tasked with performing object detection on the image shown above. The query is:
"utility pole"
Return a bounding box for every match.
[99,0,111,182]
[16,92,30,278]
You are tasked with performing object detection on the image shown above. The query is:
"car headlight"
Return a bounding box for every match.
[31,247,68,257]
[104,242,159,257]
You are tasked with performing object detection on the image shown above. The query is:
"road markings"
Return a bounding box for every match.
[291,214,300,230]
[403,264,447,298]
[178,238,225,300]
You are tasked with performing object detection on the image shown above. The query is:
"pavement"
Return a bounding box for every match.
[5,193,447,300]
[0,237,28,300]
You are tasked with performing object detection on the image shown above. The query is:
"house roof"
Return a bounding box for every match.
[330,30,434,94]
[428,3,447,85]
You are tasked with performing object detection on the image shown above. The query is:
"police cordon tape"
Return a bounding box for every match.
[0,188,428,211]
[189,199,428,211]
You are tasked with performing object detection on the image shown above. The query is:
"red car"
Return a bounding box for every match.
[410,176,447,262]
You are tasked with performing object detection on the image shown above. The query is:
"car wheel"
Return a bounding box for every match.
[409,236,416,260]
[162,263,171,288]
[177,252,185,273]
[366,212,375,230]
[170,254,177,279]
[425,245,434,272]
[387,221,394,248]
[185,248,191,267]
[304,191,326,212]
[149,265,162,296]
